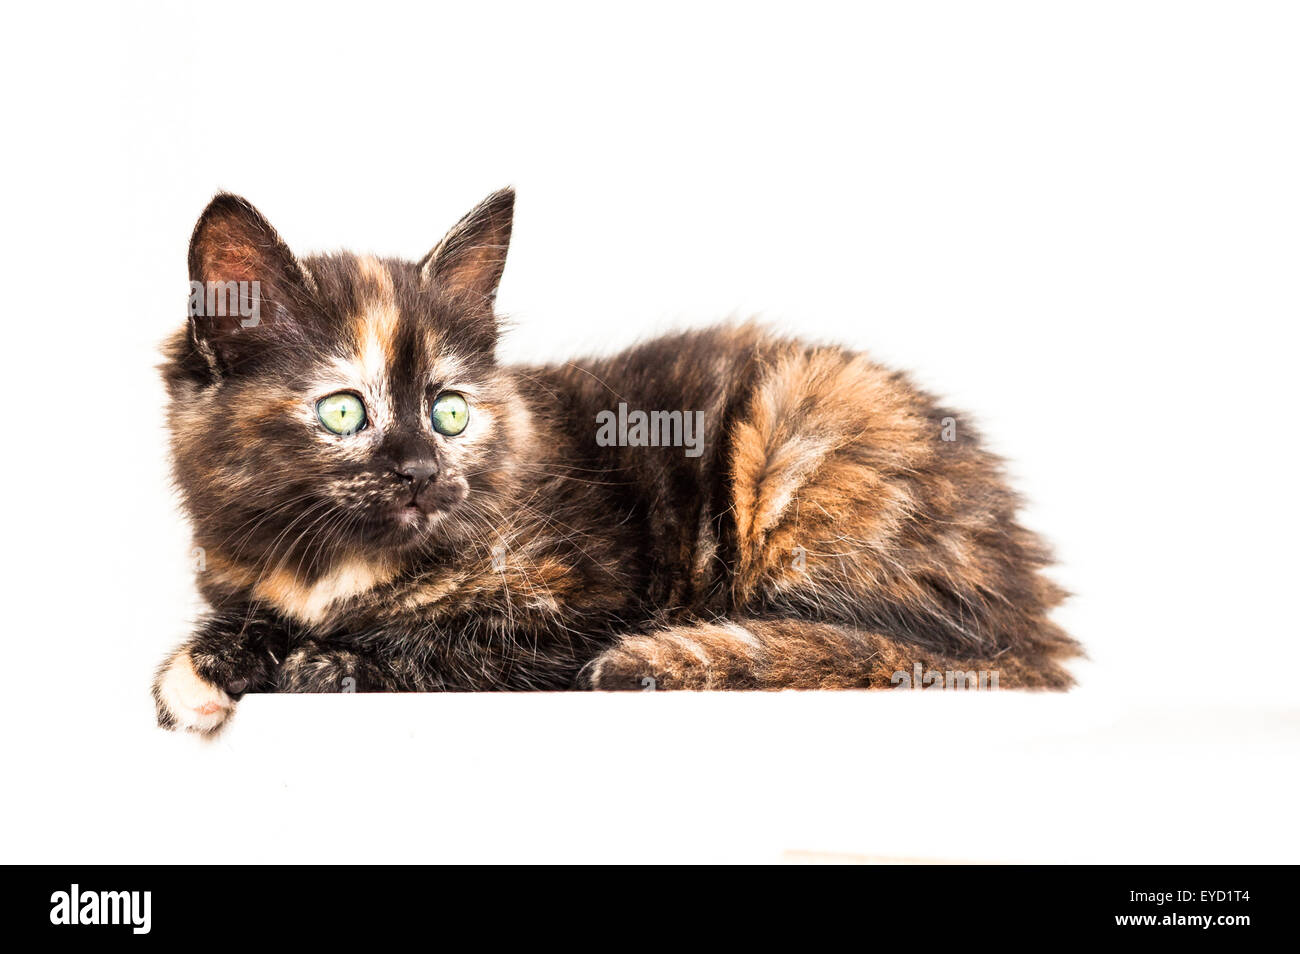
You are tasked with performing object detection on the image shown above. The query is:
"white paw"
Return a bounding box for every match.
[155,651,233,733]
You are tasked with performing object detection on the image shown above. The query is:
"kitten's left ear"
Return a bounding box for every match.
[419,188,514,308]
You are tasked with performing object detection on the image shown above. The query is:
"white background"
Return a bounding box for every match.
[1,1,1296,862]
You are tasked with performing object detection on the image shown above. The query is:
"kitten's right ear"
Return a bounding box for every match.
[186,193,313,373]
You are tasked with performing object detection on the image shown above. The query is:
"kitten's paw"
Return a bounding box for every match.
[154,651,233,733]
[278,644,377,692]
[578,636,706,691]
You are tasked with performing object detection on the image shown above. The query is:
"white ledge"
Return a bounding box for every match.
[138,690,1300,864]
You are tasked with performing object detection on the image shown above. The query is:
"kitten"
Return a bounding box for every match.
[154,188,1077,731]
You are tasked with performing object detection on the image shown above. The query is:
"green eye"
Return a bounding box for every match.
[431,391,469,436]
[316,392,367,435]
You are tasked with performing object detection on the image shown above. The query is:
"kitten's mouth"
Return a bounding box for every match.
[386,494,450,529]
[394,501,426,523]
[390,501,431,530]
[355,502,437,548]
[361,478,469,545]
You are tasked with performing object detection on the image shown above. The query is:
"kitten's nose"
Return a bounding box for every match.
[394,458,439,487]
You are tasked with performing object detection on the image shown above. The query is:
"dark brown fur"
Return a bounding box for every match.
[154,189,1077,730]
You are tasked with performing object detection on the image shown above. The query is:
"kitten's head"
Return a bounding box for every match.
[165,189,529,578]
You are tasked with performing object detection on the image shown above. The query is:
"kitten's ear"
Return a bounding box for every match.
[418,188,514,308]
[187,193,313,372]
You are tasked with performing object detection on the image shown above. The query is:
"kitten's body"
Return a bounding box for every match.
[155,190,1076,730]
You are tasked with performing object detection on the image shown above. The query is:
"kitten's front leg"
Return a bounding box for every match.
[153,609,287,732]
[276,640,404,693]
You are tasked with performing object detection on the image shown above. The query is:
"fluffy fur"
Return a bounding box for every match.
[154,189,1077,731]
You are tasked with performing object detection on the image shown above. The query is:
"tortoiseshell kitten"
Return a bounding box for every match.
[154,188,1078,731]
